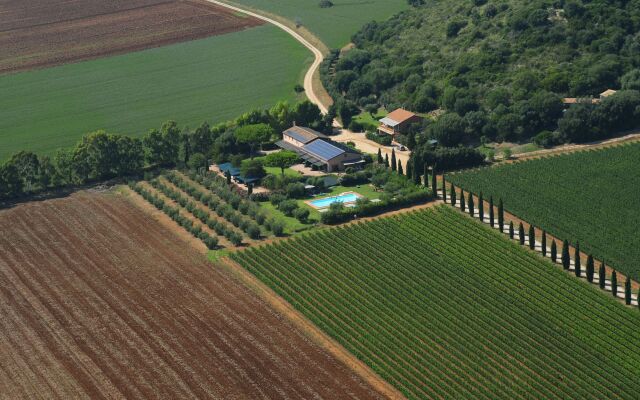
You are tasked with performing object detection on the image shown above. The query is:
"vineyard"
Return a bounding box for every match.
[231,206,640,399]
[447,143,640,280]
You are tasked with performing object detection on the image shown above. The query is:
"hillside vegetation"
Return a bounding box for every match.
[448,142,640,280]
[232,206,640,399]
[325,0,640,148]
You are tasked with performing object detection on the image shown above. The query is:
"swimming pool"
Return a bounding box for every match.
[308,192,363,209]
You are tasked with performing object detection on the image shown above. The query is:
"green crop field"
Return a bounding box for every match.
[231,206,640,399]
[0,25,308,161]
[448,143,640,280]
[228,0,409,48]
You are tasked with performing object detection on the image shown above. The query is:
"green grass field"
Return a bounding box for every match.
[229,0,409,48]
[0,25,308,160]
[448,143,640,280]
[231,206,640,399]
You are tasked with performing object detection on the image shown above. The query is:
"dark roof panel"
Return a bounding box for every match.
[283,126,327,144]
[303,140,345,161]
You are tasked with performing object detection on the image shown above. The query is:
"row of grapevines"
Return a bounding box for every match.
[231,206,640,399]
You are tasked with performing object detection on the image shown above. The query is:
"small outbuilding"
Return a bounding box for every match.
[378,108,422,137]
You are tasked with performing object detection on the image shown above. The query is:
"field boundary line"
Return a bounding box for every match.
[207,0,329,113]
[218,258,407,400]
[435,183,640,305]
[512,131,640,161]
[119,186,209,254]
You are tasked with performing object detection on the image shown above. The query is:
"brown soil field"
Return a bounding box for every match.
[0,0,264,74]
[0,191,383,399]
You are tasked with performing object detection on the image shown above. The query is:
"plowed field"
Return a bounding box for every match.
[0,0,263,74]
[0,191,381,399]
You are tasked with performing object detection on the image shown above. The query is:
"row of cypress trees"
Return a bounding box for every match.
[442,180,637,308]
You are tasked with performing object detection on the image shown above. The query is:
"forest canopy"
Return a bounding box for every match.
[324,0,640,146]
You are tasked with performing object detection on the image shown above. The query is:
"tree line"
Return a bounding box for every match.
[446,181,639,308]
[0,100,327,201]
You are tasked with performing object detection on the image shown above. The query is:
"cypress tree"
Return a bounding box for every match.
[574,241,581,278]
[391,149,397,172]
[498,199,504,232]
[625,278,632,305]
[406,159,412,178]
[431,165,438,199]
[562,240,570,270]
[611,271,618,297]
[432,171,438,197]
[413,160,421,185]
[518,223,525,245]
[468,192,474,216]
[489,196,495,227]
[528,225,535,250]
[442,175,447,202]
[450,184,456,206]
[599,261,606,289]
[478,192,484,222]
[384,153,389,168]
[225,170,232,184]
[398,161,404,175]
[424,164,430,188]
[550,240,557,263]
[509,221,514,239]
[460,189,466,211]
[586,255,594,283]
[377,148,383,164]
[541,230,547,257]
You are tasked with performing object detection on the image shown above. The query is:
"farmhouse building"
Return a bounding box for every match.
[277,126,363,172]
[282,126,328,147]
[600,89,617,99]
[378,108,422,137]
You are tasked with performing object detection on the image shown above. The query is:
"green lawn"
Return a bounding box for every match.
[259,201,313,234]
[449,143,640,280]
[264,166,301,177]
[353,109,387,131]
[228,0,409,48]
[0,25,309,160]
[232,206,640,399]
[300,184,380,220]
[259,183,380,233]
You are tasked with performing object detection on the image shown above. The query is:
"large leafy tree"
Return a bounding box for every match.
[264,151,299,176]
[234,123,275,159]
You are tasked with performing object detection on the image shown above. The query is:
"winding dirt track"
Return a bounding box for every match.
[0,191,383,399]
[206,0,328,114]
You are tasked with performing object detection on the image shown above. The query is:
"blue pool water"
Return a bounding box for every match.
[310,193,361,208]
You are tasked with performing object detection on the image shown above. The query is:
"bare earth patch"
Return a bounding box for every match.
[0,191,383,399]
[0,0,264,74]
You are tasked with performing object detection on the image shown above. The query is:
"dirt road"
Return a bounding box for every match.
[207,0,328,113]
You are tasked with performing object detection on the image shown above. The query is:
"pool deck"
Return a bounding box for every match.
[305,191,364,210]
